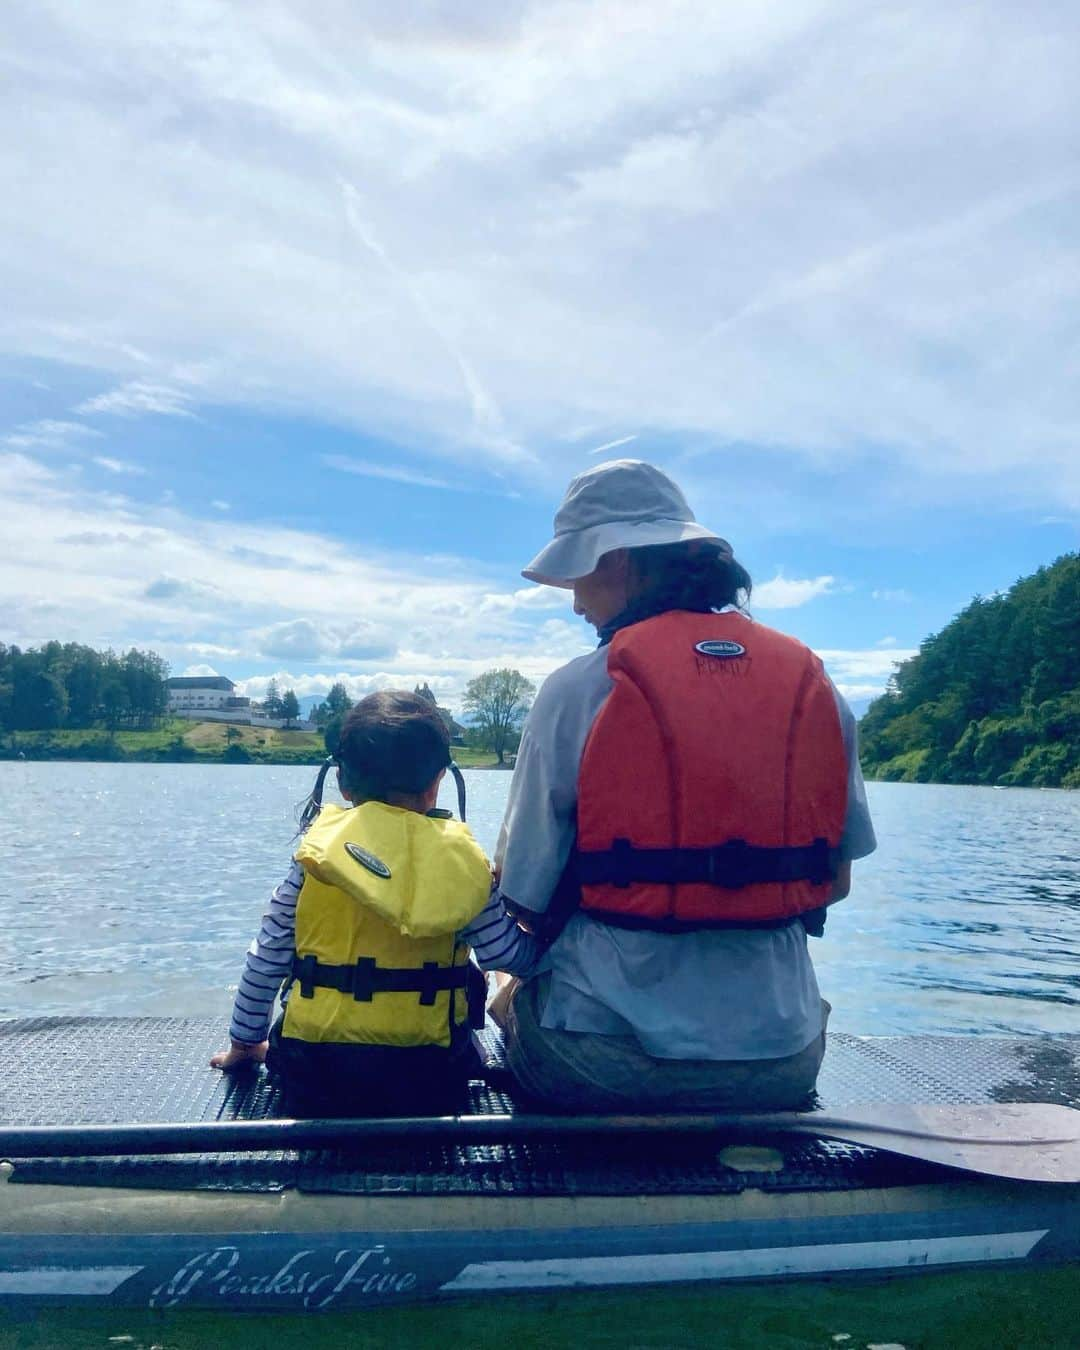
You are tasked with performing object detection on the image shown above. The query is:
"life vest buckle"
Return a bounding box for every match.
[609,837,634,888]
[418,961,440,1007]
[707,838,750,889]
[807,837,833,886]
[296,953,318,999]
[350,957,377,1002]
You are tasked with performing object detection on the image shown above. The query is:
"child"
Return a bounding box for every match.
[211,690,537,1116]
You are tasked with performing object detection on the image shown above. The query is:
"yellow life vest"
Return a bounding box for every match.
[281,802,492,1050]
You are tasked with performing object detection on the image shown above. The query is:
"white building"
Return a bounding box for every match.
[165,675,251,721]
[165,675,313,729]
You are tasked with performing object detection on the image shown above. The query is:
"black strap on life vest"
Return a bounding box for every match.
[293,954,469,1006]
[574,836,838,890]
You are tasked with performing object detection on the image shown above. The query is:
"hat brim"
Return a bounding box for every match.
[522,518,727,588]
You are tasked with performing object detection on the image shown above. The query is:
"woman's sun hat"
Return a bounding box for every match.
[522,459,730,587]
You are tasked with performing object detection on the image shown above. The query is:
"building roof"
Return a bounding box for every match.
[165,676,236,691]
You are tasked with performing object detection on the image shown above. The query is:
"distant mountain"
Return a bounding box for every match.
[858,553,1079,788]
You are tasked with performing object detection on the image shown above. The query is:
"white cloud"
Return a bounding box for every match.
[1,2,1076,505]
[872,588,914,603]
[832,682,890,709]
[479,586,569,614]
[2,420,103,451]
[0,451,57,483]
[76,381,195,419]
[809,645,917,710]
[93,456,146,475]
[143,575,224,606]
[255,619,328,662]
[211,499,231,512]
[337,622,396,661]
[185,643,241,659]
[181,663,220,677]
[250,619,399,663]
[753,573,835,609]
[816,648,917,682]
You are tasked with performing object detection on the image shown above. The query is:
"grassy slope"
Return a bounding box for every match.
[3,721,503,767]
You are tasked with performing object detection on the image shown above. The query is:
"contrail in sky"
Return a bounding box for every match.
[588,434,638,456]
[340,181,529,463]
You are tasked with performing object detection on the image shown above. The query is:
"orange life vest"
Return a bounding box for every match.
[574,610,848,929]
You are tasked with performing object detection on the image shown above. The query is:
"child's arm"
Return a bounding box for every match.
[210,860,303,1070]
[460,884,541,978]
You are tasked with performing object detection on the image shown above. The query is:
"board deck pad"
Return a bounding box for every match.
[1,1019,1077,1198]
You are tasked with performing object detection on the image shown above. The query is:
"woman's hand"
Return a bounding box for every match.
[210,1039,268,1070]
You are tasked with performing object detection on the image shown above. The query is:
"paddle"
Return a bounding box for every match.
[0,1103,1076,1183]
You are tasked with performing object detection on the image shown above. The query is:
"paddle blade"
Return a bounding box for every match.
[790,1103,1080,1184]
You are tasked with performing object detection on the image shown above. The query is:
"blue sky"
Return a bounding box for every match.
[3,2,1078,717]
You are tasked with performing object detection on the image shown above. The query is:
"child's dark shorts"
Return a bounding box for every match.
[266,1016,482,1118]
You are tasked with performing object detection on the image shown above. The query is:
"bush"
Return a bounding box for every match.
[876,748,930,782]
[970,717,1036,784]
[157,736,196,762]
[1001,742,1075,787]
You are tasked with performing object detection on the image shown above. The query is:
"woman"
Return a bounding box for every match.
[492,460,876,1111]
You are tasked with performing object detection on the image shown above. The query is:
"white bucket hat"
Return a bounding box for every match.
[522,459,730,587]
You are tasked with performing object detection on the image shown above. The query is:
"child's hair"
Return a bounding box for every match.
[334,690,451,801]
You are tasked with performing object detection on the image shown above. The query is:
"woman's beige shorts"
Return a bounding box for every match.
[491,975,829,1112]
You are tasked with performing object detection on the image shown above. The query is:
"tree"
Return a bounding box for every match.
[63,645,103,727]
[462,668,536,764]
[13,667,68,730]
[264,678,283,719]
[281,689,300,729]
[314,681,352,729]
[120,648,170,728]
[100,674,130,732]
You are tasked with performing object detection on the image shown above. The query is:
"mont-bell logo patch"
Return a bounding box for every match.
[695,639,746,659]
[344,842,392,879]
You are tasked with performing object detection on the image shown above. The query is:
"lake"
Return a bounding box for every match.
[1,763,1077,1350]
[0,764,1076,1035]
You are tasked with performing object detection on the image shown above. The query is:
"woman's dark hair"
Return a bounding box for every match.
[334,690,451,801]
[626,539,752,614]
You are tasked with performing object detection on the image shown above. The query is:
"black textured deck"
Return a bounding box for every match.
[1,1019,1077,1198]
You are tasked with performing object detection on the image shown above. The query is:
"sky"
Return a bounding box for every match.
[3,1,1078,717]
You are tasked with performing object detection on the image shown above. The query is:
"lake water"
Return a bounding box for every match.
[1,763,1078,1349]
[0,763,1076,1035]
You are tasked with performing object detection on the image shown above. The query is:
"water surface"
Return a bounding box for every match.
[0,764,1075,1034]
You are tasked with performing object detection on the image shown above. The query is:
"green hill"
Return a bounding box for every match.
[859,553,1079,788]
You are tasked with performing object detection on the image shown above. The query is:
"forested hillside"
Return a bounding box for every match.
[859,553,1079,788]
